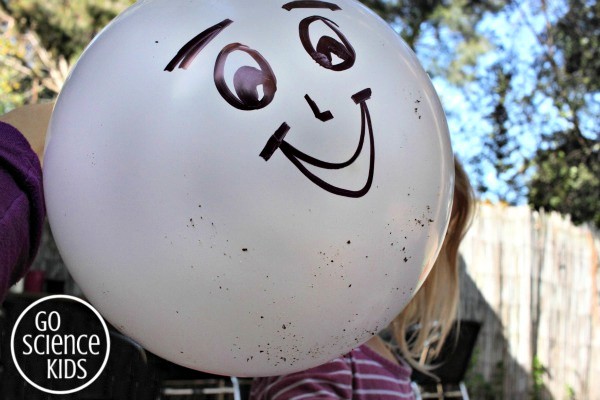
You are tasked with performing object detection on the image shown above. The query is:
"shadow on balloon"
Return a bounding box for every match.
[0,289,252,399]
[0,225,555,400]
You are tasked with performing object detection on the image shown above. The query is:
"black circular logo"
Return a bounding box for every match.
[10,295,110,395]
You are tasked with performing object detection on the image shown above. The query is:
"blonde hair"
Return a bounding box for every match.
[391,158,475,367]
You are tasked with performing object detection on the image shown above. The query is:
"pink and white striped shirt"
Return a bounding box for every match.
[249,344,415,399]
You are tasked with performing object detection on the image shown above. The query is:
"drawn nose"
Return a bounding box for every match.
[304,94,334,122]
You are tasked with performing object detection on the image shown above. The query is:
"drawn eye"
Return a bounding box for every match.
[299,16,355,71]
[214,43,277,111]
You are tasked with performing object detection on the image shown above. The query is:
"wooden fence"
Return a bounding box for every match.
[21,203,600,399]
[459,203,600,400]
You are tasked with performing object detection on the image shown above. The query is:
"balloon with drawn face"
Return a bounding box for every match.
[44,0,454,377]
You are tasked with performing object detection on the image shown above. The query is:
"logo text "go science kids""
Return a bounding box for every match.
[11,295,110,395]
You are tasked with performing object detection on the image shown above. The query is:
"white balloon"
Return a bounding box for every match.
[44,0,454,377]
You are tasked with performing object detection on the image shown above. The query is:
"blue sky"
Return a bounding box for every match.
[394,0,584,203]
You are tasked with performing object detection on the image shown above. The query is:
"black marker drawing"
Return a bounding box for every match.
[260,88,375,198]
[165,20,277,111]
[165,9,374,199]
[282,1,342,11]
[214,43,277,110]
[299,16,355,71]
[305,94,334,121]
[165,19,233,71]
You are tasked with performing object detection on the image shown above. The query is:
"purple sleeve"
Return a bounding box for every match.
[249,357,353,400]
[0,121,45,301]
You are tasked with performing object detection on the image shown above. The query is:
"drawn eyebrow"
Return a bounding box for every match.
[165,19,233,72]
[282,1,341,11]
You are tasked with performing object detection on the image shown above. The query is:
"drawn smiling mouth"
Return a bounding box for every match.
[259,88,375,198]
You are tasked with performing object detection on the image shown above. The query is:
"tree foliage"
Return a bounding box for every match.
[528,132,599,227]
[0,0,134,111]
[525,0,600,226]
[0,0,598,226]
[362,0,599,227]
